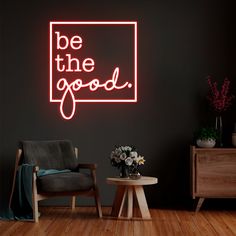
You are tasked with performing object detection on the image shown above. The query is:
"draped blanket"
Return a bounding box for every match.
[0,165,71,221]
[0,164,33,220]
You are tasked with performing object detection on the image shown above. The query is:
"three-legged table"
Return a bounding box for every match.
[106,176,158,220]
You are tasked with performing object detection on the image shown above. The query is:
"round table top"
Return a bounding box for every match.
[106,176,158,186]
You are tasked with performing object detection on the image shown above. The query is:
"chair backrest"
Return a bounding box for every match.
[20,140,78,170]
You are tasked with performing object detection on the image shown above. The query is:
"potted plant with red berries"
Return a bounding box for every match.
[207,76,234,147]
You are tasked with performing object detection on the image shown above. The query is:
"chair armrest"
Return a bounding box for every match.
[17,164,39,173]
[77,163,97,170]
[77,163,98,185]
[33,166,39,173]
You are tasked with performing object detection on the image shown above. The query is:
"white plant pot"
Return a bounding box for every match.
[196,139,216,148]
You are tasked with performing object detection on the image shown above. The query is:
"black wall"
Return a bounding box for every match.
[1,0,235,211]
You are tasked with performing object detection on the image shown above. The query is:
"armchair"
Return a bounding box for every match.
[10,140,102,222]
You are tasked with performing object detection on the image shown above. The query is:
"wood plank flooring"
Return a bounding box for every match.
[0,207,235,235]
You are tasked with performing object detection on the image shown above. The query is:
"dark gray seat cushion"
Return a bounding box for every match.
[37,172,94,193]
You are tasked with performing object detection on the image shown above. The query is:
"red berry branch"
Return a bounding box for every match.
[207,76,234,113]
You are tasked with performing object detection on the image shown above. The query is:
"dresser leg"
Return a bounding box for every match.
[195,197,205,212]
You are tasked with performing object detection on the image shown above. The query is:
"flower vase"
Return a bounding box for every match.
[129,170,141,179]
[120,165,129,178]
[129,165,142,179]
[215,116,223,147]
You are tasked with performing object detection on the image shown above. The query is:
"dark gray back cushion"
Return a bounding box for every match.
[20,140,78,170]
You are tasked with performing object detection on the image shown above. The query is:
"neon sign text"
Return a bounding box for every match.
[57,67,132,119]
[50,22,137,120]
[55,31,83,50]
[55,54,95,72]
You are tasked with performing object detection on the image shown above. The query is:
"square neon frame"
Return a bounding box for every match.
[49,21,137,103]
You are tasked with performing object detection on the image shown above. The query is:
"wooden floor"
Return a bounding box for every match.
[0,207,236,235]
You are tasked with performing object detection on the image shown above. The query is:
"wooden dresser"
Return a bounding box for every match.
[190,146,236,211]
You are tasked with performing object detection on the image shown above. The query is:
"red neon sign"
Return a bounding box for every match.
[50,21,137,119]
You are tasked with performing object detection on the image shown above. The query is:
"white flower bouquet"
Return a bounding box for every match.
[110,146,145,177]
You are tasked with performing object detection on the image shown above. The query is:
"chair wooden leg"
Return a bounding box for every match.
[32,173,39,222]
[94,187,103,218]
[32,197,39,222]
[71,196,76,210]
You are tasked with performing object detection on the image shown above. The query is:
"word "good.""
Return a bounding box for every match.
[53,31,132,119]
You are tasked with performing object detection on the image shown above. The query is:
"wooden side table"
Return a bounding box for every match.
[106,176,158,220]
